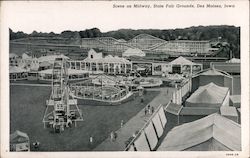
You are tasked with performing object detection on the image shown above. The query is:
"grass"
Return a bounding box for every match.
[10,85,159,151]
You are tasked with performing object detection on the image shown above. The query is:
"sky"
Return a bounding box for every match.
[1,1,248,34]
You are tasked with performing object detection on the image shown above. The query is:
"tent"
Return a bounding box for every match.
[169,56,196,65]
[9,66,28,74]
[186,82,229,108]
[10,130,30,151]
[229,95,241,108]
[38,54,69,63]
[9,53,18,59]
[157,113,241,151]
[10,130,29,143]
[220,106,239,123]
[22,53,31,59]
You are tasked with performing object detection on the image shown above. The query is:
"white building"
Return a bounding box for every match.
[68,49,132,75]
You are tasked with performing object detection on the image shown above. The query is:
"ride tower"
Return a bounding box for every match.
[42,58,83,133]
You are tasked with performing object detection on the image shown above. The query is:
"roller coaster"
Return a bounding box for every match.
[42,58,83,133]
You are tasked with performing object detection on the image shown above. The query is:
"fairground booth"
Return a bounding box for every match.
[168,56,202,76]
[10,130,30,151]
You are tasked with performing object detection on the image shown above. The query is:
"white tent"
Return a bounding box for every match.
[38,54,69,63]
[9,53,18,58]
[22,53,31,59]
[186,82,229,108]
[157,113,241,151]
[10,66,28,73]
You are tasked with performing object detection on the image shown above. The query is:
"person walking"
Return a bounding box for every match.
[110,131,114,142]
[151,106,155,114]
[147,104,151,110]
[121,120,124,128]
[89,136,93,145]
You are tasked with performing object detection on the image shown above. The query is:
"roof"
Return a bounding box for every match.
[157,113,241,151]
[185,138,231,151]
[180,107,219,115]
[9,53,18,58]
[9,66,28,73]
[10,130,29,142]
[226,58,240,63]
[193,68,232,78]
[22,53,31,59]
[167,73,184,81]
[165,103,183,115]
[122,48,145,57]
[39,61,52,67]
[38,54,69,63]
[169,56,198,65]
[230,95,241,104]
[210,62,240,74]
[186,82,229,104]
[39,69,89,75]
[84,54,131,64]
[220,106,238,117]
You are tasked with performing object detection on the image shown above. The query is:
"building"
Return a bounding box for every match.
[9,66,28,81]
[10,130,30,151]
[168,56,203,75]
[210,58,240,75]
[122,48,146,57]
[220,106,239,123]
[210,58,240,95]
[148,56,202,76]
[9,53,19,66]
[68,49,132,75]
[157,113,241,151]
[191,68,233,94]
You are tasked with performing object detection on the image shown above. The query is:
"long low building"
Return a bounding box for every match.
[68,49,133,75]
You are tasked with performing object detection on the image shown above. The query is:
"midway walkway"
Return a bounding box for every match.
[94,87,174,151]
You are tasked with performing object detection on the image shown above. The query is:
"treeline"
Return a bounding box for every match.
[9,25,240,57]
